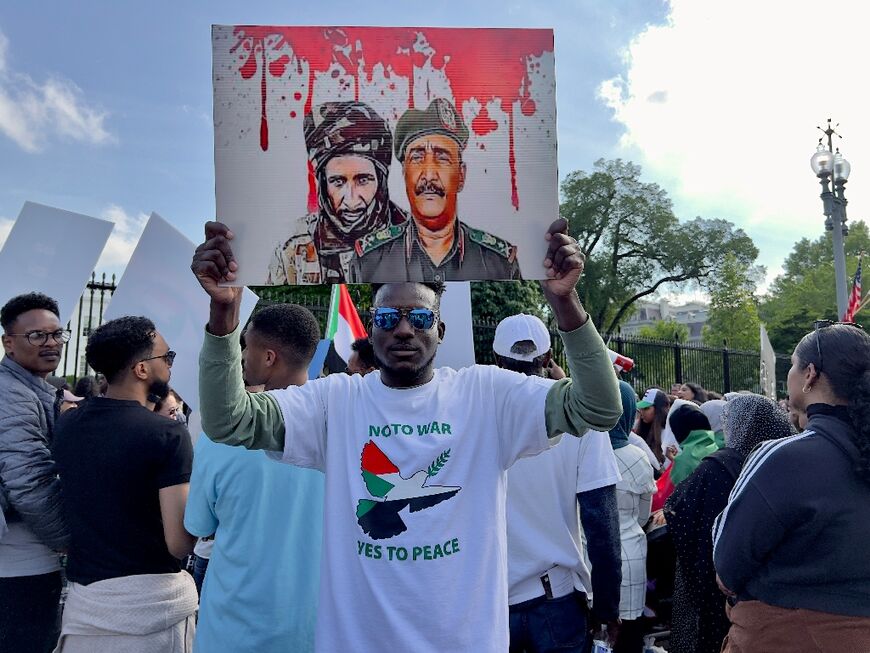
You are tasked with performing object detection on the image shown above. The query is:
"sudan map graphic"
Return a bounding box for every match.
[356,441,461,540]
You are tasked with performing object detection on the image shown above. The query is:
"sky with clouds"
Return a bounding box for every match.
[0,0,866,296]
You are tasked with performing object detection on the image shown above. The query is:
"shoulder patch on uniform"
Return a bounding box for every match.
[355,223,407,257]
[467,226,515,261]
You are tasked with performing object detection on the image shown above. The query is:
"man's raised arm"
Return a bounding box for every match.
[538,219,622,437]
[192,221,285,451]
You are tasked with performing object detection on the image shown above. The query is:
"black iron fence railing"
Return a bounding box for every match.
[62,277,790,396]
[60,273,117,381]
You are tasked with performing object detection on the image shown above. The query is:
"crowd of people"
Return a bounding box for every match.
[1,218,869,652]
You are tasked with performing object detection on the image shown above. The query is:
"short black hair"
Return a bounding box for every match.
[248,304,320,369]
[495,340,548,376]
[351,337,377,368]
[86,316,156,383]
[370,282,446,307]
[1,292,60,331]
[73,376,101,400]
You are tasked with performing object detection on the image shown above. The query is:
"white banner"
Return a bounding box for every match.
[760,323,777,399]
[0,202,113,324]
[433,281,475,370]
[103,213,258,414]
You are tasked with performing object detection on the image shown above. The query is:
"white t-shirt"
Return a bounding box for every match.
[269,365,553,652]
[507,430,622,605]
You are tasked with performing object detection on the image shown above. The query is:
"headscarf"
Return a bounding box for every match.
[669,403,712,443]
[661,398,697,455]
[668,403,717,486]
[608,381,637,450]
[723,393,793,459]
[700,399,726,434]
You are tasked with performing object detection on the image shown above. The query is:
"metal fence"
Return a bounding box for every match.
[473,323,791,397]
[61,279,791,396]
[59,273,117,381]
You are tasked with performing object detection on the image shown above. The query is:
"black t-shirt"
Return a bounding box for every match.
[52,397,193,585]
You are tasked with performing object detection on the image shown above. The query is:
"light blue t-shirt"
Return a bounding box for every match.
[185,434,324,653]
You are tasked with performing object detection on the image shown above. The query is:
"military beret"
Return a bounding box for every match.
[304,101,393,174]
[394,98,469,162]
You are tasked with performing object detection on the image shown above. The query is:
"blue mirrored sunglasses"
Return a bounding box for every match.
[372,307,438,331]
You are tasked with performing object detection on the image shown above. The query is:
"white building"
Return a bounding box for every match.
[619,298,709,343]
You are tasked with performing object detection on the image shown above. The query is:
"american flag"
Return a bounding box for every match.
[843,256,863,322]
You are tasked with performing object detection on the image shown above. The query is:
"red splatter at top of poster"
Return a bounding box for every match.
[226,26,553,210]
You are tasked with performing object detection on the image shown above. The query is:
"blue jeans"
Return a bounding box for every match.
[509,591,590,653]
[191,554,210,596]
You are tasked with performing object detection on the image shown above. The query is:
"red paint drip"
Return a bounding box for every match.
[229,26,553,207]
[293,91,302,101]
[269,54,290,77]
[471,106,498,136]
[260,46,268,151]
[508,110,518,211]
[307,160,318,213]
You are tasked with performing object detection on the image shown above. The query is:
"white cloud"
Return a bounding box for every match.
[96,205,148,270]
[599,0,870,291]
[0,29,113,152]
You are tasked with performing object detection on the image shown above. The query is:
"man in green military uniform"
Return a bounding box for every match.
[348,98,521,283]
[266,101,408,285]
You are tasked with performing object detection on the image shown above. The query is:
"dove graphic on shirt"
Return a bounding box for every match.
[356,440,461,540]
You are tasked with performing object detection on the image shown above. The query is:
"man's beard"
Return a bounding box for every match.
[316,164,390,253]
[147,379,170,405]
[373,348,437,387]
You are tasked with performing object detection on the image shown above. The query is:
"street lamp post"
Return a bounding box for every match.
[811,119,851,318]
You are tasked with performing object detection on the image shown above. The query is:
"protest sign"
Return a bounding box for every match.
[433,282,475,370]
[0,202,113,324]
[103,213,258,415]
[213,25,556,285]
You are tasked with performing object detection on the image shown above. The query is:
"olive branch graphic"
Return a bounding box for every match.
[427,449,451,477]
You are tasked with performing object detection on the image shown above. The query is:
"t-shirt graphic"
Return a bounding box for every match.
[356,441,461,540]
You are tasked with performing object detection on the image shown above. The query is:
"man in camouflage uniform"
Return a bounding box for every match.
[348,98,521,283]
[266,101,408,284]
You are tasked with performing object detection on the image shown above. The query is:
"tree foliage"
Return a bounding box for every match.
[760,221,870,354]
[560,159,759,335]
[469,281,546,324]
[702,253,762,350]
[637,318,689,342]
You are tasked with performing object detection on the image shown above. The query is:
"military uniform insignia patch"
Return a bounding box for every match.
[355,223,407,257]
[467,227,516,262]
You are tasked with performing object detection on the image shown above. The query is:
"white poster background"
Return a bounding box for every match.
[0,202,113,324]
[213,25,557,285]
[433,281,475,370]
[760,323,777,399]
[103,214,258,415]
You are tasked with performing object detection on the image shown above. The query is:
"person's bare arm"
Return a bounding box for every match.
[159,483,196,559]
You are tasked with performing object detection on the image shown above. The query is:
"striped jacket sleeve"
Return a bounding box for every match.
[711,433,809,594]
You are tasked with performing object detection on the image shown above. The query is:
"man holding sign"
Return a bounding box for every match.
[192,218,620,651]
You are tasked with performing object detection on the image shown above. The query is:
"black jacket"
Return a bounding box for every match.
[713,405,870,617]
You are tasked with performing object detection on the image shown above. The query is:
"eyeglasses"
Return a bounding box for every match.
[6,330,71,346]
[137,350,176,367]
[372,307,438,331]
[811,320,864,373]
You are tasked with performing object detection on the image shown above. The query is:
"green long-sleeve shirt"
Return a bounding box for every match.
[199,318,622,451]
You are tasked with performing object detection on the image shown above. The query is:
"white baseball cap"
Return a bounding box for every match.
[493,314,551,362]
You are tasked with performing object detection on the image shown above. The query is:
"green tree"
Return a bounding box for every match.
[469,281,545,324]
[637,318,689,342]
[560,159,759,335]
[703,253,762,350]
[760,221,870,353]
